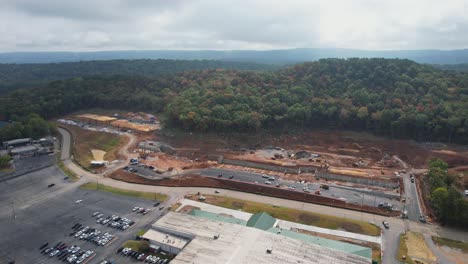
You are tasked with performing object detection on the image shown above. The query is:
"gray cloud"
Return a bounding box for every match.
[0,0,467,51]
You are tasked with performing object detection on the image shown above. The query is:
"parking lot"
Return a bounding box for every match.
[199,168,402,209]
[0,166,169,264]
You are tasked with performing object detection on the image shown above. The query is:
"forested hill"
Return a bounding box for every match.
[1,58,468,143]
[2,48,468,64]
[0,59,279,92]
[433,63,468,72]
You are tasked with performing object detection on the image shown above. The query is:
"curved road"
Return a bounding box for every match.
[57,127,467,264]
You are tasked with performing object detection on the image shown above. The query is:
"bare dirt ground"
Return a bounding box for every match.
[405,232,437,264]
[158,129,468,172]
[60,124,129,172]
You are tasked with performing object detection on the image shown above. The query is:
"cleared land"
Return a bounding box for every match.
[80,182,167,201]
[397,232,436,264]
[61,124,127,170]
[193,194,380,236]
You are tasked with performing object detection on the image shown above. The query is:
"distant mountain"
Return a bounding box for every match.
[1,48,468,64]
[433,63,468,72]
[0,59,279,92]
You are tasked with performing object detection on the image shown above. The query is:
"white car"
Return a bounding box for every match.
[465,190,468,196]
[75,200,82,204]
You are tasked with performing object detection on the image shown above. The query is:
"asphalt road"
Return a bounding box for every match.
[401,173,422,222]
[199,167,401,208]
[58,127,71,161]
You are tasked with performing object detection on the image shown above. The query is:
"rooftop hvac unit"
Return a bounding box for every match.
[266,247,272,254]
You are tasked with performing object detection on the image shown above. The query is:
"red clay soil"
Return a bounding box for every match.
[418,174,436,222]
[158,129,468,170]
[110,169,400,217]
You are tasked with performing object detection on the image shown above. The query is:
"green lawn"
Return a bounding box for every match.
[80,182,167,201]
[198,195,381,236]
[123,240,149,252]
[432,236,468,253]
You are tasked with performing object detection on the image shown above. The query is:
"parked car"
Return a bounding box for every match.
[48,183,55,188]
[419,215,427,223]
[75,200,83,204]
[229,175,234,179]
[315,190,321,195]
[382,220,389,229]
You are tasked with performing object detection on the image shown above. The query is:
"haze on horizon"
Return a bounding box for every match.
[1,0,467,52]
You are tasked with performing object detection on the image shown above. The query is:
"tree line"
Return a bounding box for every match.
[1,58,468,143]
[0,59,279,93]
[427,159,468,227]
[0,113,56,142]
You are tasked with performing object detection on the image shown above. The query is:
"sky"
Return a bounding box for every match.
[1,0,467,52]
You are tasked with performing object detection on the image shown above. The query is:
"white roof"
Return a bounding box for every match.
[151,212,370,264]
[142,229,189,250]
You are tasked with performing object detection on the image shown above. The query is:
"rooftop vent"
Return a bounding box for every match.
[266,247,272,254]
[214,234,220,240]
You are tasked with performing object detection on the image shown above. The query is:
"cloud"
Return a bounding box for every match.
[0,0,467,51]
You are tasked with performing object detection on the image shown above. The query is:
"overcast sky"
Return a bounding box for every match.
[1,0,467,52]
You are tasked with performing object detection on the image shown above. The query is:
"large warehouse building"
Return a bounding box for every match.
[143,211,371,264]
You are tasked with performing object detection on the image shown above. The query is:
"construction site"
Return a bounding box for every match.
[110,128,468,218]
[57,112,468,218]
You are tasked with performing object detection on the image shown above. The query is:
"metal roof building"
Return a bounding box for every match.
[3,138,32,148]
[246,212,277,230]
[144,212,371,264]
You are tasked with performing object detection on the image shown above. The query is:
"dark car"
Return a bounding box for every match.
[229,175,234,179]
[48,183,55,188]
[153,202,161,207]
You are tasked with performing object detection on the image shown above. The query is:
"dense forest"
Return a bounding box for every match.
[427,159,468,227]
[1,58,468,143]
[0,59,279,92]
[433,63,468,72]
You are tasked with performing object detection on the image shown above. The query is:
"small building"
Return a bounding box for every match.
[39,138,54,147]
[74,114,117,126]
[9,145,38,156]
[90,160,106,167]
[3,138,33,149]
[246,212,277,231]
[141,229,191,254]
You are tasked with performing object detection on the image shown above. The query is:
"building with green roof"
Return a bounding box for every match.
[187,208,372,261]
[246,212,277,230]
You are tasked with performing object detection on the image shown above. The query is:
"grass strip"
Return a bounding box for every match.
[81,182,167,201]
